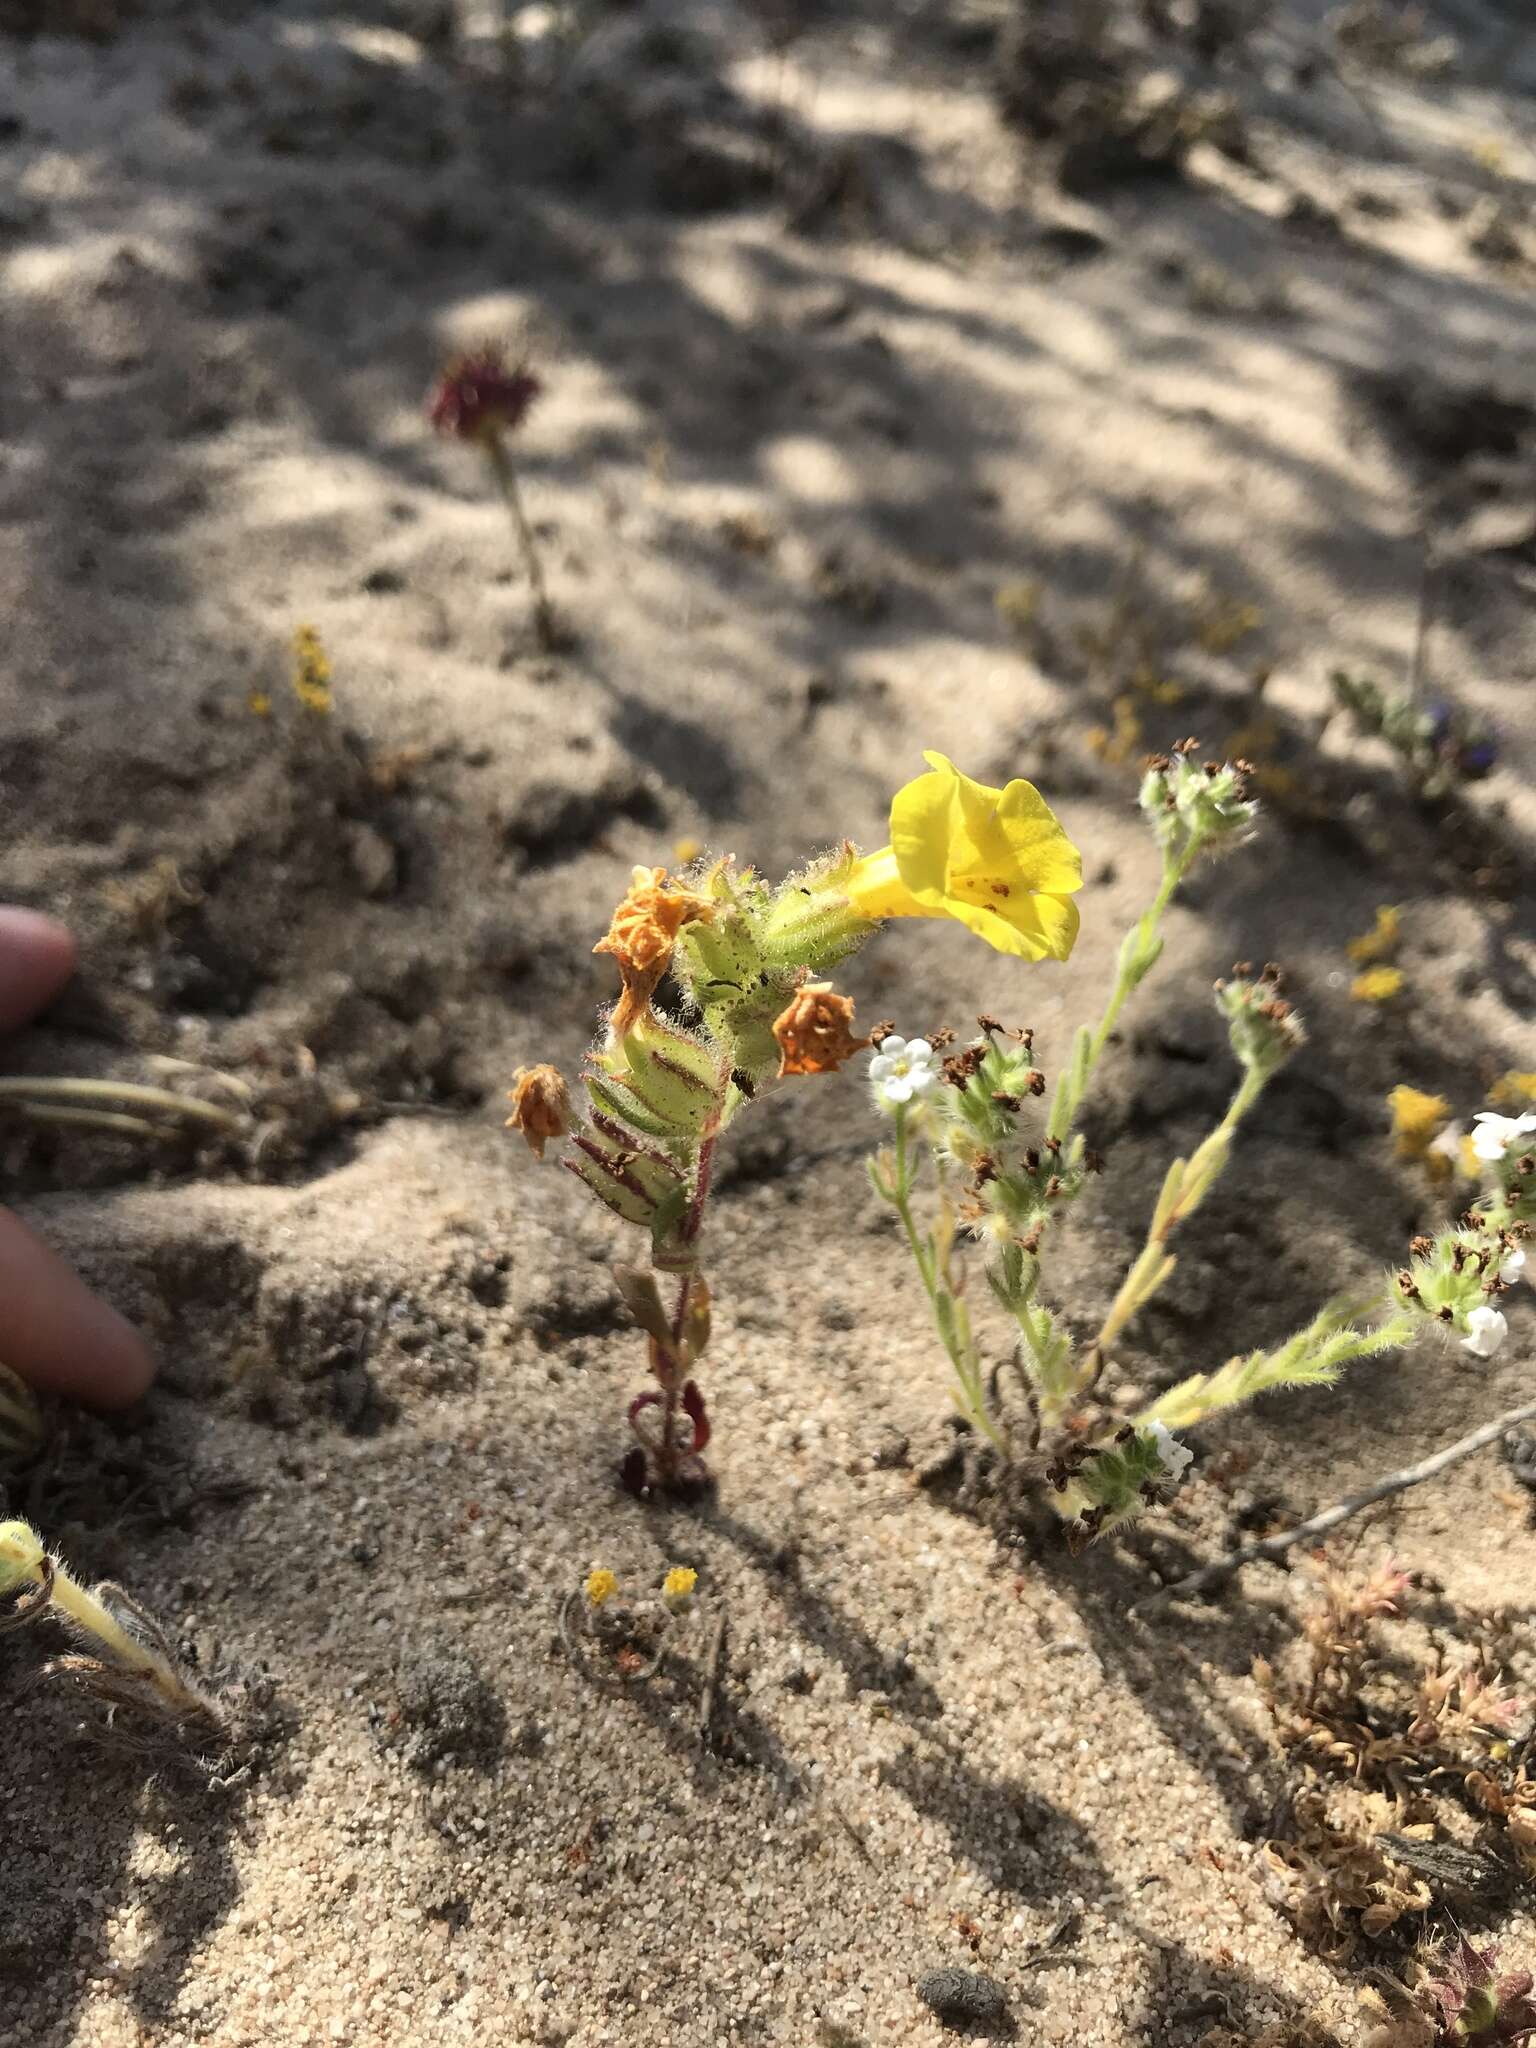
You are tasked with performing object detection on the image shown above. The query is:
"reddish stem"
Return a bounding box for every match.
[650,1068,729,1487]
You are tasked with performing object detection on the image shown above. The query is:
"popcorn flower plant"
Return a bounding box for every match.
[509,738,1527,1545]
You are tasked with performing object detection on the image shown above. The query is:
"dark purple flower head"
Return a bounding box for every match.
[429,349,541,444]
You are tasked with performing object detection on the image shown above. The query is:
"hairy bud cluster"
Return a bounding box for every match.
[1217,963,1306,1079]
[1138,741,1258,862]
[1394,1223,1525,1359]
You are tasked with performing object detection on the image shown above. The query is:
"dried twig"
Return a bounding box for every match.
[0,1076,244,1135]
[1137,1392,1536,1614]
[698,1607,730,1747]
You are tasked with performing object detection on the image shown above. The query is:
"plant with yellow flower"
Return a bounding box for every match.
[859,745,1371,1534]
[561,1564,702,1688]
[506,733,1529,1547]
[505,749,1086,1493]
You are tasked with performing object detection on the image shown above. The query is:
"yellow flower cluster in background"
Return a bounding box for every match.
[292,624,334,717]
[1347,904,1405,1003]
[1388,1084,1454,1184]
[1347,905,1401,965]
[1351,965,1403,1004]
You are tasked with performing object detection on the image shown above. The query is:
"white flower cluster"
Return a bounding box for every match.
[869,1036,942,1112]
[1471,1110,1536,1163]
[1462,1305,1508,1360]
[1147,1420,1193,1482]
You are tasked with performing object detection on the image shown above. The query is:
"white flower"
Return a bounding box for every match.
[1470,1110,1536,1163]
[1147,1421,1193,1482]
[1461,1305,1509,1359]
[868,1036,942,1111]
[1499,1245,1527,1287]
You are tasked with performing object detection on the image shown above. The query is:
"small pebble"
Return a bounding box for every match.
[916,1966,1007,2027]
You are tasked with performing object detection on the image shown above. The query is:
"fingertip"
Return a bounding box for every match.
[0,1208,157,1411]
[0,908,78,1032]
[71,1311,158,1410]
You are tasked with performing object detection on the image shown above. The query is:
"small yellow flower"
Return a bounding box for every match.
[1351,965,1404,1004]
[1491,1072,1536,1111]
[247,688,273,718]
[844,752,1082,963]
[1347,905,1401,965]
[292,624,334,717]
[661,1565,697,1613]
[1388,1084,1452,1182]
[584,1567,618,1608]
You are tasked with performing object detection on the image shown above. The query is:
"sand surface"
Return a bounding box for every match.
[2,2,1535,2042]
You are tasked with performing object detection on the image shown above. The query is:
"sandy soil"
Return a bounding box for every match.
[2,2,1535,2043]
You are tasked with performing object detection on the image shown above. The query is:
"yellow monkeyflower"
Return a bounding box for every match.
[1351,965,1404,1004]
[1347,905,1401,965]
[661,1566,698,1614]
[844,752,1082,962]
[584,1567,618,1609]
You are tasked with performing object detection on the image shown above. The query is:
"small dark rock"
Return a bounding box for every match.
[1503,1428,1536,1492]
[917,1966,1007,2027]
[389,1647,506,1771]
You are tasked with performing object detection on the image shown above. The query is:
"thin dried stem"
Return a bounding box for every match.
[1137,1391,1536,1615]
[0,1076,244,1134]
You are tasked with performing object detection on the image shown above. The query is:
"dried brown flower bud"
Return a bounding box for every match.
[594,865,715,1036]
[506,1064,571,1160]
[771,980,868,1078]
[943,1045,987,1086]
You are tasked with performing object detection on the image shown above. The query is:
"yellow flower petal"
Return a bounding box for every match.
[847,753,1082,962]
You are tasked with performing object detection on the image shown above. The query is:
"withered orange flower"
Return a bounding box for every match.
[771,980,868,1078]
[594,866,715,1036]
[506,1063,571,1159]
